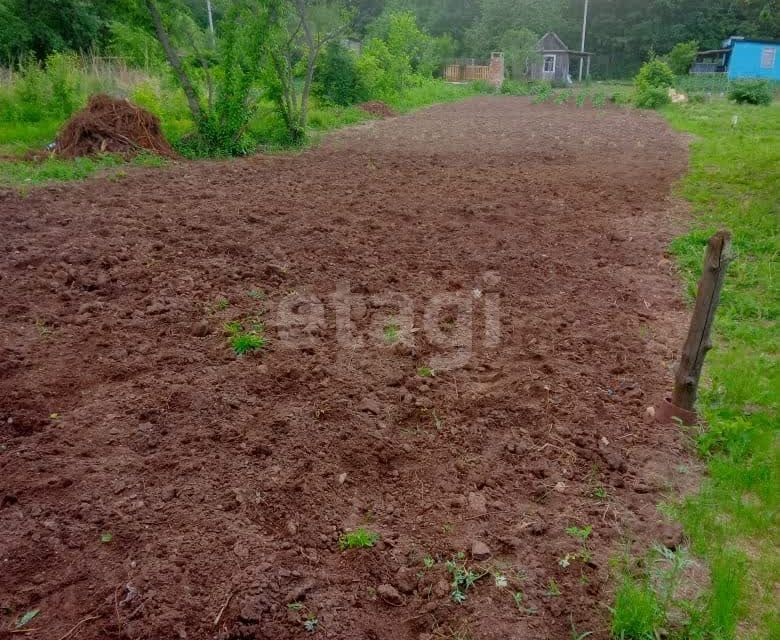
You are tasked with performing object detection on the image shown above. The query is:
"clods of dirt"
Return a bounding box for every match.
[359,100,397,118]
[55,93,177,159]
[0,97,696,640]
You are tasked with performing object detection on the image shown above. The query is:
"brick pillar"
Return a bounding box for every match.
[488,52,505,88]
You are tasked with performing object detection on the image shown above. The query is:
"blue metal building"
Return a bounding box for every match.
[692,37,780,80]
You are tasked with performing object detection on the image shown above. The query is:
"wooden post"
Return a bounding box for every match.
[672,231,732,411]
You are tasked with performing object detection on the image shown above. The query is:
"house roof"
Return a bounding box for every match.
[538,32,568,51]
[724,36,780,47]
[697,48,730,56]
[541,49,594,56]
[537,32,593,56]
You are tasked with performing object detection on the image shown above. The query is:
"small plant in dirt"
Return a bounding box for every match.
[563,524,594,564]
[303,615,319,633]
[554,89,572,105]
[418,366,435,378]
[214,297,230,311]
[15,609,40,629]
[446,552,487,604]
[247,289,267,301]
[566,525,592,542]
[575,92,588,108]
[224,320,268,356]
[339,528,379,550]
[383,322,401,344]
[570,625,593,640]
[287,601,319,633]
[533,84,553,104]
[591,91,606,108]
[493,572,508,588]
[423,555,436,569]
[35,319,51,337]
[100,532,113,543]
[593,486,608,501]
[545,578,561,597]
[438,318,456,333]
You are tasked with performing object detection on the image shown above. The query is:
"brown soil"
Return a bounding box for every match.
[55,94,177,159]
[0,97,694,640]
[359,101,397,118]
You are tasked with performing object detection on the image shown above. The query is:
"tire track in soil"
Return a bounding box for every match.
[1,97,695,639]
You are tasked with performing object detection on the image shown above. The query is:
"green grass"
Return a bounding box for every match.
[611,576,663,639]
[0,152,166,189]
[611,99,778,639]
[386,78,492,113]
[0,119,60,155]
[338,528,379,551]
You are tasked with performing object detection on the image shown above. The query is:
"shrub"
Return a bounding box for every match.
[45,52,82,118]
[610,90,632,105]
[500,79,532,96]
[666,41,698,76]
[634,58,674,109]
[469,79,495,94]
[635,85,670,109]
[356,37,408,101]
[313,42,366,107]
[635,58,675,91]
[728,79,772,105]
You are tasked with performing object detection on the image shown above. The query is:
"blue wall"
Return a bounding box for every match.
[728,41,780,80]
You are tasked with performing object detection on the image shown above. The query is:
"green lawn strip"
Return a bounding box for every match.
[656,100,778,638]
[0,152,167,189]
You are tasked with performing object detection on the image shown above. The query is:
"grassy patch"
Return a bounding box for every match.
[224,320,268,357]
[612,99,778,638]
[338,528,379,551]
[385,78,491,113]
[0,153,166,189]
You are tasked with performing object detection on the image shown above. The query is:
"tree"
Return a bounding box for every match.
[666,40,698,75]
[313,41,366,106]
[0,0,105,62]
[144,0,277,154]
[265,0,351,142]
[498,28,539,80]
[465,0,564,56]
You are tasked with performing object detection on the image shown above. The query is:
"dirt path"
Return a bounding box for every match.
[1,97,694,640]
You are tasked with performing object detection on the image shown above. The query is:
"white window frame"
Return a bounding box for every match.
[543,54,556,73]
[760,47,776,69]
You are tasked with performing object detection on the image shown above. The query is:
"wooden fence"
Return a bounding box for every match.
[444,63,491,83]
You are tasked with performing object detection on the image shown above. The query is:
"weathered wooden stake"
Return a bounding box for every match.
[672,230,732,411]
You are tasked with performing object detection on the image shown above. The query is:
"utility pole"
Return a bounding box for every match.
[206,0,215,46]
[578,0,589,82]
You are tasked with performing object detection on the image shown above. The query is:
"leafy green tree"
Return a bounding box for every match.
[144,0,278,154]
[499,28,539,80]
[356,10,437,99]
[666,40,699,75]
[0,0,104,62]
[264,0,352,143]
[313,41,367,105]
[465,0,563,56]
